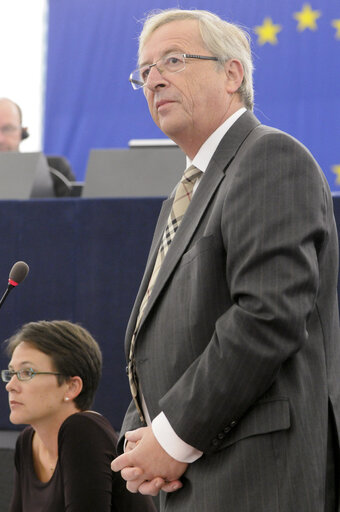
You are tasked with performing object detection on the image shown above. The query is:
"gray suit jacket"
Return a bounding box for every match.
[120,111,340,511]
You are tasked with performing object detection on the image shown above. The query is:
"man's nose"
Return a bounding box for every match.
[145,66,168,90]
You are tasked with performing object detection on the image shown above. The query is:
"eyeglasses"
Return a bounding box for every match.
[129,53,219,90]
[0,125,20,135]
[1,368,63,382]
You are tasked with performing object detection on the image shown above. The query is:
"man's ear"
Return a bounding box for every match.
[224,59,244,94]
[21,127,29,140]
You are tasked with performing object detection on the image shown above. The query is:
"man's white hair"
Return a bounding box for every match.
[138,8,254,110]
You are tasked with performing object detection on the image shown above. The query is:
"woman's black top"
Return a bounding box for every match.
[9,411,156,512]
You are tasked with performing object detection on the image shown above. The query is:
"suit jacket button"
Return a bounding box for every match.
[218,432,224,440]
[230,420,237,427]
[224,426,231,434]
[212,439,219,447]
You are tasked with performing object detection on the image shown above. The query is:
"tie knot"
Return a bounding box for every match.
[182,165,202,185]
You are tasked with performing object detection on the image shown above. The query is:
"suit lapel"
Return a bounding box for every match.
[125,111,260,351]
[124,197,172,353]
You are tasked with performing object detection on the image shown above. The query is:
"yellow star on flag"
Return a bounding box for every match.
[293,4,321,31]
[254,17,282,45]
[332,165,340,185]
[332,19,340,39]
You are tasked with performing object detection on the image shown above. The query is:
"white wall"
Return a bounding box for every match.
[0,0,47,151]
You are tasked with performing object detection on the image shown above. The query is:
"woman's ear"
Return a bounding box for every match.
[224,58,244,94]
[64,376,83,402]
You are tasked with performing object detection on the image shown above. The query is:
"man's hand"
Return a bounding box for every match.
[111,426,188,495]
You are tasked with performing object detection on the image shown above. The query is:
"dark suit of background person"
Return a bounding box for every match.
[0,97,75,196]
[112,9,340,511]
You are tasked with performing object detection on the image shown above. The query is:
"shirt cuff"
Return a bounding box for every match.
[152,411,203,463]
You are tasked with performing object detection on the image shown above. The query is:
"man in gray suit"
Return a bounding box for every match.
[112,8,340,511]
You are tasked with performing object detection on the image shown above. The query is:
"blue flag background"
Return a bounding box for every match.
[44,0,340,190]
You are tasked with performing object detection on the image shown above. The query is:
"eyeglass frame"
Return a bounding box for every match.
[129,53,219,90]
[1,368,64,382]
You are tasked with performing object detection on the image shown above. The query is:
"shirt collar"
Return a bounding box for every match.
[186,107,247,173]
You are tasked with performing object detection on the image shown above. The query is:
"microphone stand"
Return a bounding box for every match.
[0,284,14,310]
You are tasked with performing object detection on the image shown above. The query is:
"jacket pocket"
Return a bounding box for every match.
[180,235,215,266]
[209,397,290,453]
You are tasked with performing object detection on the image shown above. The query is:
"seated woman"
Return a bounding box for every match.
[1,320,156,512]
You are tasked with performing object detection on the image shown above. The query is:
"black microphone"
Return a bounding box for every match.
[0,261,29,310]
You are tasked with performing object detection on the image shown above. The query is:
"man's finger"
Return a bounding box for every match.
[121,466,143,482]
[111,453,130,472]
[125,428,144,443]
[160,480,183,493]
[125,440,137,452]
[138,477,165,496]
[126,478,148,493]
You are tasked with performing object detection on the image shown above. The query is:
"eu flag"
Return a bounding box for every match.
[45,0,340,189]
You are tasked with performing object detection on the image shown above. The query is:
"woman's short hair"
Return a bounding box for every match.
[138,8,254,111]
[6,320,102,410]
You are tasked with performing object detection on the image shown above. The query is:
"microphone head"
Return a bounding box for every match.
[8,261,29,286]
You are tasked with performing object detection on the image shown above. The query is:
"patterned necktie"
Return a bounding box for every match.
[127,165,202,421]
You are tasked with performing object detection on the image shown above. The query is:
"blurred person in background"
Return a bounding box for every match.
[0,97,28,152]
[0,97,75,196]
